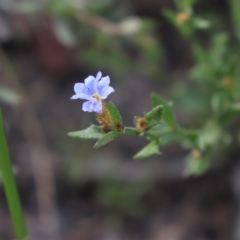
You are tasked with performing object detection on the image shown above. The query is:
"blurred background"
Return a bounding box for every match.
[0,0,240,239]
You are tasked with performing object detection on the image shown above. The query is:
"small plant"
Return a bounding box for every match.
[68,0,240,176]
[68,71,230,175]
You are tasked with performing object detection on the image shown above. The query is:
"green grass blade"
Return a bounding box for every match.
[0,107,28,240]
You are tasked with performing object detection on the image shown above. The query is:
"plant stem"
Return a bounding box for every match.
[0,106,28,240]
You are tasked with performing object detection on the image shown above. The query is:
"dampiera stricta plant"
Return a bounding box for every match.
[69,71,164,159]
[69,69,237,176]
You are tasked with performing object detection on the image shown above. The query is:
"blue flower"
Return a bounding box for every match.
[71,72,114,113]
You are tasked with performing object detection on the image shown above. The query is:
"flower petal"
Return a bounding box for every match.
[84,76,95,86]
[82,101,94,112]
[71,92,91,100]
[98,76,110,86]
[100,86,115,99]
[95,71,102,81]
[84,76,98,94]
[93,101,102,113]
[74,83,85,93]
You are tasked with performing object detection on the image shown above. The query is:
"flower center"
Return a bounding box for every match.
[92,94,101,101]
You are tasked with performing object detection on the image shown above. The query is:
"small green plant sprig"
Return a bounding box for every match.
[161,0,240,174]
[163,0,210,38]
[68,72,223,176]
[68,71,165,159]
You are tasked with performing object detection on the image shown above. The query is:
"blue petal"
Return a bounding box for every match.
[98,76,110,86]
[84,76,95,86]
[93,101,102,113]
[84,76,98,94]
[82,100,102,113]
[71,93,91,100]
[74,82,91,95]
[97,76,110,96]
[100,86,115,99]
[82,101,94,112]
[96,71,102,81]
[74,83,85,93]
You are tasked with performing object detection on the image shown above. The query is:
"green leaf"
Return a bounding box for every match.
[211,92,229,114]
[107,101,123,132]
[162,9,192,37]
[184,155,210,176]
[94,131,122,148]
[0,107,28,239]
[123,127,139,136]
[144,105,163,128]
[197,123,221,151]
[182,0,196,8]
[68,125,105,139]
[134,141,160,159]
[160,131,185,146]
[145,123,169,137]
[181,129,199,148]
[151,93,178,130]
[107,101,122,124]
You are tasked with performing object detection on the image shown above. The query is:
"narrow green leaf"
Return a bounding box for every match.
[151,93,178,129]
[68,125,105,140]
[107,101,122,124]
[123,127,139,136]
[94,131,122,148]
[107,101,123,132]
[134,141,160,159]
[0,107,28,239]
[144,105,163,127]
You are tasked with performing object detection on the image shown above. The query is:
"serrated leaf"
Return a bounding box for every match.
[94,131,122,148]
[134,141,160,159]
[144,105,163,127]
[68,125,105,140]
[123,127,139,136]
[151,93,178,129]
